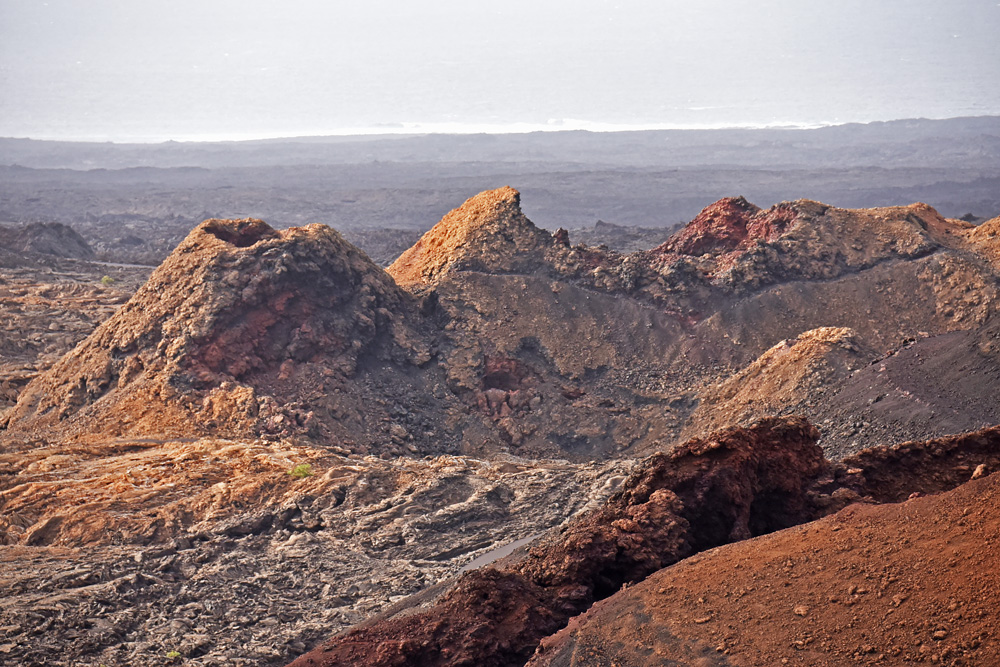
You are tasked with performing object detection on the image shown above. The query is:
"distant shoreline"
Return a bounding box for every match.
[6,114,1000,146]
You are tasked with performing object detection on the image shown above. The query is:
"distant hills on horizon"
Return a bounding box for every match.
[3,112,1000,145]
[2,114,999,263]
[5,114,1000,145]
[2,115,1000,172]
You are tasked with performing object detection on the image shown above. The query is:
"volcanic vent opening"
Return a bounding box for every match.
[202,218,278,248]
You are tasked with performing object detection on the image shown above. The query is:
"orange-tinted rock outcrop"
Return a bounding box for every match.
[388,186,555,287]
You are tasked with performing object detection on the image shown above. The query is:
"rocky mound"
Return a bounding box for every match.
[388,187,556,287]
[965,214,1000,264]
[288,418,1000,666]
[680,327,874,441]
[0,195,689,461]
[2,218,452,452]
[0,201,690,460]
[0,221,95,260]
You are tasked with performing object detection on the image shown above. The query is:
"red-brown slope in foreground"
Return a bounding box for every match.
[530,472,1000,667]
[287,420,1000,667]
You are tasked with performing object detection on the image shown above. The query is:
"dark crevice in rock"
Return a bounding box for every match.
[201,218,278,247]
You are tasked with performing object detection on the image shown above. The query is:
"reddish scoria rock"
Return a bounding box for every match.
[654,195,798,261]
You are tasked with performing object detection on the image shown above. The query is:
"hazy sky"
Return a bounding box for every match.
[2,0,999,141]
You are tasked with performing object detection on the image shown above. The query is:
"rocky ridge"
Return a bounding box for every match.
[390,187,1000,457]
[6,188,1000,460]
[651,198,957,290]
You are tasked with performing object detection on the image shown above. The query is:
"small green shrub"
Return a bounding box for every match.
[100,275,115,286]
[165,650,181,659]
[288,463,313,479]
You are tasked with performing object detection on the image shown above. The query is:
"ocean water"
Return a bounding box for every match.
[4,59,999,143]
[2,1,999,142]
